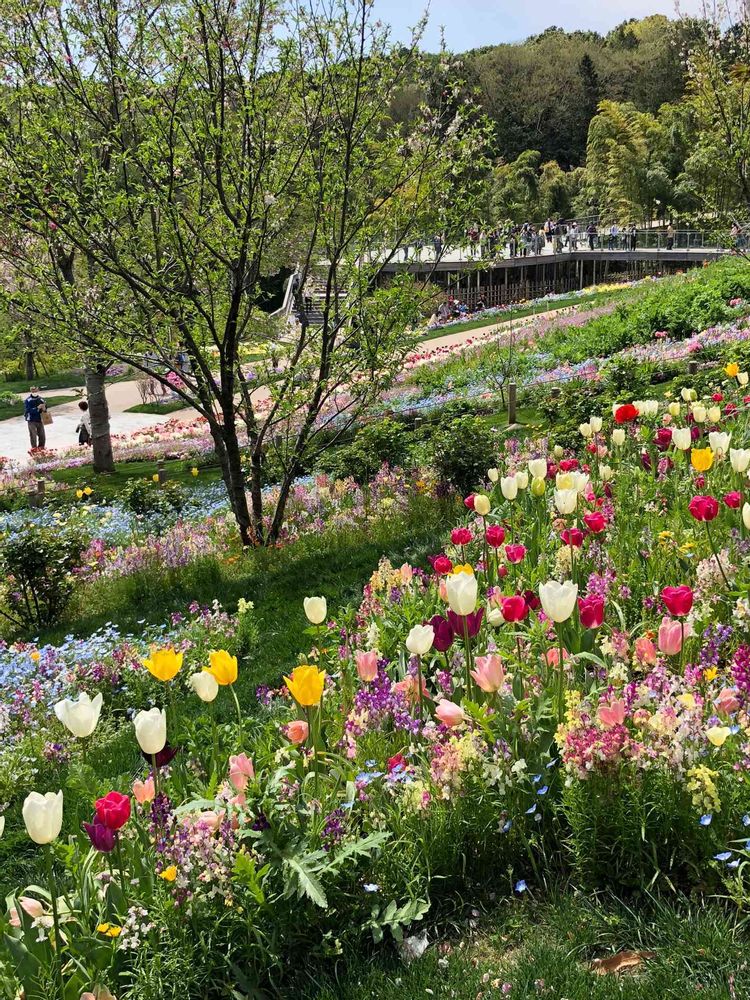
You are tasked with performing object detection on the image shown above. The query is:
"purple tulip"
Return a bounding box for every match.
[429,614,454,652]
[83,818,115,853]
[447,607,484,638]
[141,743,179,768]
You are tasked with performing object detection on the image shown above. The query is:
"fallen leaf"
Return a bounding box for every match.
[591,950,656,975]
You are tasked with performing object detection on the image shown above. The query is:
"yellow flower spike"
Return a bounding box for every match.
[159,865,178,882]
[206,649,238,686]
[691,447,714,472]
[725,362,740,377]
[284,664,326,707]
[142,647,183,682]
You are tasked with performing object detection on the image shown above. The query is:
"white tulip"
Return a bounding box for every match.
[590,416,603,433]
[671,427,692,451]
[579,422,592,439]
[599,464,613,482]
[556,471,573,490]
[611,428,625,447]
[133,707,167,756]
[707,405,721,423]
[744,503,750,531]
[691,404,707,424]
[487,606,504,626]
[445,572,478,616]
[554,488,577,515]
[0,815,4,838]
[667,401,681,417]
[473,493,491,516]
[528,458,547,479]
[681,387,697,402]
[739,371,749,387]
[54,691,103,739]
[487,468,499,483]
[636,399,659,417]
[731,448,750,473]
[500,476,518,501]
[189,671,219,703]
[22,791,63,845]
[303,596,327,625]
[553,445,564,458]
[708,431,731,456]
[539,580,579,623]
[406,624,435,656]
[570,471,590,494]
[514,470,529,490]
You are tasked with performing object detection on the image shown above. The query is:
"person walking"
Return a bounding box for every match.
[24,386,47,449]
[76,399,92,446]
[568,222,579,251]
[666,223,675,251]
[629,224,638,251]
[586,221,598,250]
[608,223,619,250]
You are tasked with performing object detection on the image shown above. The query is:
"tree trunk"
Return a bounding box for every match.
[209,421,256,547]
[22,330,36,381]
[268,461,300,542]
[85,366,115,472]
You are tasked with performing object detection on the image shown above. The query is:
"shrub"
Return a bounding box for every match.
[119,477,187,518]
[428,413,495,493]
[316,418,409,482]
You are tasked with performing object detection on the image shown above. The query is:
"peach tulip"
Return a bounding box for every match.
[634,636,657,666]
[10,896,45,927]
[132,777,155,805]
[286,720,310,744]
[716,688,741,716]
[470,654,505,693]
[435,699,465,728]
[356,649,379,682]
[228,753,255,792]
[400,563,414,585]
[657,617,683,656]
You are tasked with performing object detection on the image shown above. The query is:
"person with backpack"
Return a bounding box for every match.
[24,386,47,449]
[76,399,92,446]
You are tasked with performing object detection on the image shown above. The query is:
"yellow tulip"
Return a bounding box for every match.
[284,664,326,707]
[159,865,178,882]
[706,725,731,747]
[83,486,93,496]
[142,647,183,682]
[725,362,740,377]
[191,467,199,477]
[76,489,84,499]
[206,648,238,686]
[97,923,122,937]
[690,447,714,472]
[704,667,718,682]
[450,563,474,575]
[152,473,160,483]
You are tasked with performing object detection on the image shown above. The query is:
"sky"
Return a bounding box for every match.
[373,0,705,51]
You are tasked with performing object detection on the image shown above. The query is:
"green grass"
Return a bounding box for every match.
[299,891,749,999]
[0,393,80,421]
[125,399,188,414]
[49,457,223,498]
[0,368,134,394]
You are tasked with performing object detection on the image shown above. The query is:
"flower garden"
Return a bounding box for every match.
[6,264,750,997]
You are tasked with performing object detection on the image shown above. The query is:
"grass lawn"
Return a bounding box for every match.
[48,457,223,497]
[1,368,134,394]
[125,399,189,414]
[300,891,747,999]
[0,393,80,422]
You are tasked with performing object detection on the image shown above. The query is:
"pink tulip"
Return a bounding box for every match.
[356,649,379,682]
[10,896,45,927]
[598,698,626,729]
[716,687,741,715]
[195,810,222,832]
[439,579,448,602]
[228,753,255,792]
[544,647,569,668]
[400,563,414,585]
[470,654,505,693]
[435,699,465,728]
[658,617,683,656]
[286,719,309,744]
[634,636,657,666]
[133,776,155,805]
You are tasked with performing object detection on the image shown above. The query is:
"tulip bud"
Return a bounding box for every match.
[668,401,681,417]
[445,572,478,616]
[514,470,529,490]
[730,448,750,473]
[671,428,692,451]
[189,671,219,702]
[500,476,518,501]
[303,596,327,625]
[22,790,64,845]
[553,445,564,458]
[530,476,546,496]
[692,404,707,424]
[473,493,491,516]
[579,423,593,439]
[487,468,499,483]
[611,428,625,447]
[539,580,578,623]
[554,488,577,515]
[406,623,435,657]
[744,503,750,531]
[707,406,721,423]
[708,431,730,456]
[133,707,167,756]
[487,606,504,626]
[54,691,103,739]
[599,464,613,482]
[528,458,547,479]
[590,416,603,433]
[681,387,697,402]
[740,372,749,387]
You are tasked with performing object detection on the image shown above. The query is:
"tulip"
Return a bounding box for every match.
[725,362,740,377]
[661,585,693,617]
[464,494,476,510]
[430,554,453,574]
[598,699,626,729]
[95,791,131,831]
[54,691,103,739]
[691,447,714,472]
[590,416,603,433]
[9,897,44,927]
[228,753,255,791]
[707,406,721,423]
[706,725,731,748]
[286,720,310,744]
[560,528,584,547]
[83,818,115,853]
[724,491,742,509]
[142,647,183,682]
[22,791,63,845]
[744,503,750,530]
[583,511,606,533]
[599,464,613,482]
[614,403,639,423]
[303,596,327,624]
[531,475,546,496]
[473,494,491,516]
[284,664,326,706]
[539,580,578,623]
[446,572,478,615]
[355,649,379,682]
[554,488,577,515]
[447,608,484,638]
[579,422,592,438]
[429,614,455,651]
[691,404,707,424]
[578,595,604,629]
[634,636,657,666]
[190,671,219,702]
[611,428,626,447]
[406,623,435,657]
[471,654,505,693]
[500,476,518,501]
[435,699,465,728]
[740,372,749,387]
[133,707,167,756]
[731,448,750,473]
[450,527,472,546]
[708,431,731,456]
[505,544,526,564]
[553,445,564,458]
[716,688,740,715]
[528,458,547,479]
[658,617,684,656]
[514,470,529,490]
[133,777,155,805]
[0,815,4,838]
[668,401,681,417]
[688,495,719,522]
[487,468,499,483]
[485,524,506,547]
[501,595,527,622]
[487,606,504,626]
[206,649,238,686]
[671,428,692,451]
[681,387,697,402]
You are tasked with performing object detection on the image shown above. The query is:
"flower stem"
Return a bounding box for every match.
[230,686,244,749]
[43,846,65,1000]
[115,833,129,912]
[706,522,731,588]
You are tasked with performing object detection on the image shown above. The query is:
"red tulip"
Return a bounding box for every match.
[485,524,506,548]
[450,527,472,546]
[688,495,719,522]
[712,392,723,402]
[583,511,606,534]
[578,595,604,629]
[724,491,742,509]
[447,608,484,637]
[95,791,131,831]
[560,528,584,548]
[464,494,476,510]
[558,459,579,472]
[523,589,541,611]
[430,554,453,575]
[501,595,528,622]
[505,544,526,564]
[614,403,638,423]
[654,427,672,451]
[661,585,693,617]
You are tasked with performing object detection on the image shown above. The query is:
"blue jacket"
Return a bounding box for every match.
[24,394,44,422]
